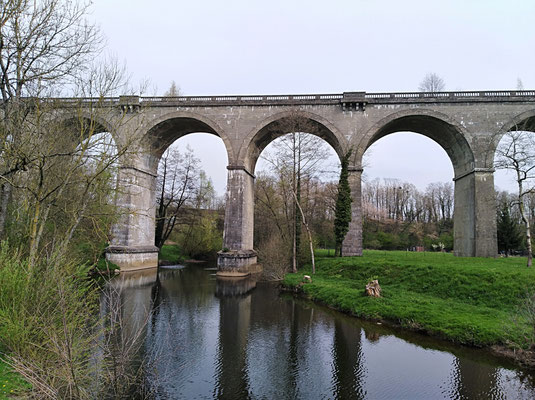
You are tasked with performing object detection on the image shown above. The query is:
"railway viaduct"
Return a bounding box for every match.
[58,90,535,272]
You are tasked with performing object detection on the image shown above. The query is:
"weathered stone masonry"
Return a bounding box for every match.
[54,90,535,271]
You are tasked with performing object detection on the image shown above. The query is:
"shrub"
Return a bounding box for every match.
[257,235,292,281]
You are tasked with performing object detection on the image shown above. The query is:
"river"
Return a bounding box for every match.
[106,262,535,399]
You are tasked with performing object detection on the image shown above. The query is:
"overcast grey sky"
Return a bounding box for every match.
[90,0,534,194]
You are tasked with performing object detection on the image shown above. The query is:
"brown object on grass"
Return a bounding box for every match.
[365,280,381,297]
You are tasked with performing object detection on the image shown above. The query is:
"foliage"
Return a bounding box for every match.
[334,150,352,256]
[497,200,522,256]
[177,212,222,260]
[159,244,186,264]
[0,1,144,396]
[164,81,181,96]
[93,258,120,274]
[283,250,535,346]
[0,243,96,397]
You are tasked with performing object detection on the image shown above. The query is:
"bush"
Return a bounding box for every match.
[159,244,186,264]
[257,235,292,281]
[178,213,222,260]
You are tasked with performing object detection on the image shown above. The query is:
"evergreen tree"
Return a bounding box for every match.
[334,150,353,256]
[497,201,522,256]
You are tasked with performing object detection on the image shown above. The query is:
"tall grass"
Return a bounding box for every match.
[0,242,156,398]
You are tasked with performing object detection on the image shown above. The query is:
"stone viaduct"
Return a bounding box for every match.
[56,90,535,272]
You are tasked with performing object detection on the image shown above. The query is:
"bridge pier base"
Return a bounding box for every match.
[342,167,363,256]
[217,250,258,274]
[106,246,159,272]
[218,166,260,275]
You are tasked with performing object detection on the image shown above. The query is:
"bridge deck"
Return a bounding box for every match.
[36,90,535,108]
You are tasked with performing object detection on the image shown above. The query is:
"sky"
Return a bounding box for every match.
[90,0,534,194]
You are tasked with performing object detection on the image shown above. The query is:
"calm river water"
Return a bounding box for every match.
[109,263,535,399]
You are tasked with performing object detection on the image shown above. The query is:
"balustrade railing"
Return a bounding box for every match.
[14,90,535,107]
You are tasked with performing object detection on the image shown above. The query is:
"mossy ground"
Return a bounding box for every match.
[284,250,535,347]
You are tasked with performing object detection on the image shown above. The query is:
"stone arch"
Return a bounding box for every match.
[53,110,118,144]
[141,111,234,172]
[356,109,475,177]
[238,110,346,173]
[352,108,495,258]
[501,109,535,134]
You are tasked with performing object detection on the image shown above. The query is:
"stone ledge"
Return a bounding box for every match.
[217,249,257,259]
[106,245,159,254]
[217,250,259,273]
[106,250,158,272]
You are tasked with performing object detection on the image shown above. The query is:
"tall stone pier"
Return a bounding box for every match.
[106,165,159,271]
[217,166,258,274]
[342,167,363,256]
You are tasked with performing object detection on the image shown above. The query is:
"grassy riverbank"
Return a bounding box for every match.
[160,244,186,264]
[283,250,535,348]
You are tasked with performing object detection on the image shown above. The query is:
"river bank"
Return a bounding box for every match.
[282,250,535,366]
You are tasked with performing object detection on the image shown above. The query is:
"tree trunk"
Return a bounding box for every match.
[518,180,533,267]
[291,133,297,273]
[291,189,315,274]
[0,183,12,239]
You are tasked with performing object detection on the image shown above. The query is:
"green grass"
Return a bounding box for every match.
[159,244,186,263]
[284,250,535,347]
[0,357,29,399]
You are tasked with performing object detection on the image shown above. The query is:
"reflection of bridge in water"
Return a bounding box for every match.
[103,264,535,398]
[51,90,535,271]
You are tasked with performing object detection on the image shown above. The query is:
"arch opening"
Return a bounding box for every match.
[361,132,455,252]
[150,126,228,260]
[361,114,474,178]
[358,112,494,257]
[253,120,341,271]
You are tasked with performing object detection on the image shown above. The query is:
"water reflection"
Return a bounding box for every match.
[449,358,501,399]
[331,320,366,399]
[215,275,257,297]
[106,263,535,399]
[215,280,251,398]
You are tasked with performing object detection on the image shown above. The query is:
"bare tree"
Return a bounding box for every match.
[164,81,181,96]
[418,72,445,93]
[260,112,331,272]
[0,0,103,238]
[495,129,535,267]
[155,146,199,250]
